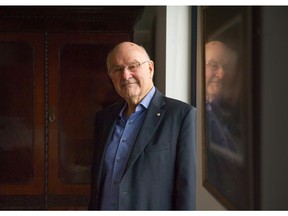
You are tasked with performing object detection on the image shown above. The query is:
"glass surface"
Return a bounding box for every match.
[0,42,34,184]
[203,7,250,209]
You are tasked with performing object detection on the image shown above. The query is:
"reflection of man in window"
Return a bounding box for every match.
[206,41,236,104]
[205,41,246,208]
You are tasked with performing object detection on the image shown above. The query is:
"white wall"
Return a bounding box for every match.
[165,6,191,103]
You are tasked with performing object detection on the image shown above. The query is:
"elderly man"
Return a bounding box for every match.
[205,41,237,103]
[89,42,196,210]
[205,41,246,208]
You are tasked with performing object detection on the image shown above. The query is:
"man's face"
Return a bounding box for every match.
[205,41,235,103]
[107,42,154,104]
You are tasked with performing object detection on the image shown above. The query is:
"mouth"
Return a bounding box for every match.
[208,78,222,85]
[121,80,138,87]
[210,81,221,85]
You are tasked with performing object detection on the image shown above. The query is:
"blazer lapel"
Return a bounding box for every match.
[125,89,166,172]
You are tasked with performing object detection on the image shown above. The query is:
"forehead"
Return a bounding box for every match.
[205,41,232,63]
[108,42,147,64]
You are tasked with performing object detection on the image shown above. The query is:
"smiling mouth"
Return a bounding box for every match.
[122,82,138,87]
[208,79,222,84]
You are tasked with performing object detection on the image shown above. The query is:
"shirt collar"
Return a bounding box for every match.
[139,86,155,109]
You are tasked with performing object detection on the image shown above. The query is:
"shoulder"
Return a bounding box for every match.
[164,96,196,113]
[154,88,195,108]
[152,88,196,115]
[164,97,196,121]
[164,96,193,108]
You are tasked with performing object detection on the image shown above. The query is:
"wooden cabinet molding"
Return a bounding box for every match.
[0,6,144,32]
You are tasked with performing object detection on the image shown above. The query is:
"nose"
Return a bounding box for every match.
[214,67,224,79]
[122,67,132,80]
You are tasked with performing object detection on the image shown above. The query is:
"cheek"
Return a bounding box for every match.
[110,78,121,91]
[138,74,150,85]
[111,76,119,85]
[206,70,213,83]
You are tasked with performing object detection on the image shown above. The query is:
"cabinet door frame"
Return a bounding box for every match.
[0,32,45,195]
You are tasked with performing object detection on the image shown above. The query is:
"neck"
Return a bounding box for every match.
[124,86,154,117]
[125,103,136,118]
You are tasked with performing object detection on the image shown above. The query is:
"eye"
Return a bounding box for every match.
[208,61,219,71]
[128,62,140,71]
[112,66,123,74]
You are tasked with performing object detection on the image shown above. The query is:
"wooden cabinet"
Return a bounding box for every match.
[0,6,143,210]
[0,32,45,197]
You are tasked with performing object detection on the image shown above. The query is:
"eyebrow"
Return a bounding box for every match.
[111,60,139,67]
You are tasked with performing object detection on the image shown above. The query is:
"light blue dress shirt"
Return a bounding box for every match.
[100,87,156,210]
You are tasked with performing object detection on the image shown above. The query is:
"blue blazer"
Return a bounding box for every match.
[89,88,196,210]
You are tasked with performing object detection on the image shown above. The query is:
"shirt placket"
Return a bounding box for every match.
[110,115,137,209]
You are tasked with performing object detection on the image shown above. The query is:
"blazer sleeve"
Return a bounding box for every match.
[174,106,197,210]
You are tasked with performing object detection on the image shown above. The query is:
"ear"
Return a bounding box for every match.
[148,60,154,79]
[107,70,113,79]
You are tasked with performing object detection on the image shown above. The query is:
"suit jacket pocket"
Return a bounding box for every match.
[144,142,171,153]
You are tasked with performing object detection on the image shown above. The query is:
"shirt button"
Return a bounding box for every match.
[116,157,121,162]
[129,120,134,125]
[122,138,127,142]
